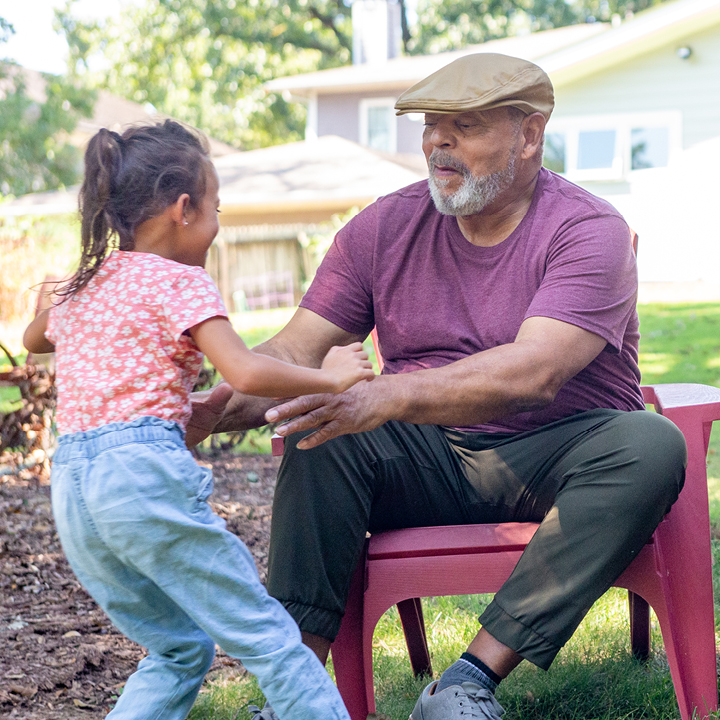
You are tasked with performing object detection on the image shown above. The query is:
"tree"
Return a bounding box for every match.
[57,0,355,150]
[0,17,95,198]
[407,0,670,54]
[56,0,675,150]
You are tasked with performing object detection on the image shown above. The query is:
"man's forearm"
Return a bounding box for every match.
[212,334,322,433]
[381,354,551,428]
[381,319,606,427]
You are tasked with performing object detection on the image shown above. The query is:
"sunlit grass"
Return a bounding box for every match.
[636,352,675,376]
[190,590,691,720]
[637,303,720,387]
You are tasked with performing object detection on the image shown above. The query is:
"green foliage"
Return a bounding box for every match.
[299,206,360,287]
[0,17,13,45]
[407,0,670,54]
[56,0,354,150]
[0,67,95,197]
[55,0,680,147]
[0,14,95,198]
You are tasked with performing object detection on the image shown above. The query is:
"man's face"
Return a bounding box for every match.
[422,108,522,216]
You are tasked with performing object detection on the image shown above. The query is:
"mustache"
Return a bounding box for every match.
[428,150,470,176]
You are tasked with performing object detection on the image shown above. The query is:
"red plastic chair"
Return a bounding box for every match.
[272,347,720,720]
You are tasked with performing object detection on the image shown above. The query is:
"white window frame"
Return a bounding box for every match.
[544,111,683,182]
[359,97,397,153]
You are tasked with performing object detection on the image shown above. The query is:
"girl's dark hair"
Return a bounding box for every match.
[58,119,211,299]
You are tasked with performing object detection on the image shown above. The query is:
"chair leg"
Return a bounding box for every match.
[397,597,433,678]
[628,591,650,661]
[331,548,371,720]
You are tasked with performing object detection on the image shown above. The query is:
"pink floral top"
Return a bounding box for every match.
[46,251,228,434]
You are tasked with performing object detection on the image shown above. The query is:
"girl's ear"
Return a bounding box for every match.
[169,194,191,226]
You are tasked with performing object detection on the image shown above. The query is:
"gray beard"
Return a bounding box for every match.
[428,149,517,216]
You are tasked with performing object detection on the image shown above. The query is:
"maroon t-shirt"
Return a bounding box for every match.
[301,168,644,433]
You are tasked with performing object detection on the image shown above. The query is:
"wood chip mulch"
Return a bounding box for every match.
[0,452,280,719]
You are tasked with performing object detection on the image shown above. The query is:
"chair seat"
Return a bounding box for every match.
[368,522,540,560]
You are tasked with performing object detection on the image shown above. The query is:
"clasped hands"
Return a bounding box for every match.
[266,375,387,449]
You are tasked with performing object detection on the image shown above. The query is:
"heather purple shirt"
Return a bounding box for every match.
[301,168,644,433]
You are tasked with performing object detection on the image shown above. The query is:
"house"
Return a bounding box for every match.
[268,0,720,284]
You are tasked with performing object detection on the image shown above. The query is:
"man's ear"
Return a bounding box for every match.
[169,193,191,226]
[520,112,546,161]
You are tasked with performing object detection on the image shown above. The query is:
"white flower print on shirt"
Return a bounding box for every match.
[46,251,227,434]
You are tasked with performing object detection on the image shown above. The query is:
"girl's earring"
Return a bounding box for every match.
[183,220,188,226]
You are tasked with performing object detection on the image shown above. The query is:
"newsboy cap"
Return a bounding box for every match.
[395,53,554,121]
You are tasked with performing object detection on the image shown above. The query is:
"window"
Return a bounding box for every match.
[359,98,397,153]
[577,130,617,171]
[631,127,670,170]
[543,112,681,181]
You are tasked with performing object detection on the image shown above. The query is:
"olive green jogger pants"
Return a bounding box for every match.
[266,408,686,670]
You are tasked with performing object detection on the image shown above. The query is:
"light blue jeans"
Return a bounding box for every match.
[51,417,350,720]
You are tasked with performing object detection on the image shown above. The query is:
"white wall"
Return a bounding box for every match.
[555,24,720,281]
[554,25,720,148]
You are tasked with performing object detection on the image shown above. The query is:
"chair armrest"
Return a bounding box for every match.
[271,433,285,456]
[642,383,720,427]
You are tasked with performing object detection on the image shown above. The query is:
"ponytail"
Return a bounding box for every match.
[56,120,210,301]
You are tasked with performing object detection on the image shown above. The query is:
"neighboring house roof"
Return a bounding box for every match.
[267,0,720,97]
[0,185,79,217]
[0,136,427,218]
[268,24,607,97]
[541,0,720,86]
[215,135,427,216]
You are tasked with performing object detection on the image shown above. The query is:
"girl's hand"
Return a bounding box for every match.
[320,342,375,393]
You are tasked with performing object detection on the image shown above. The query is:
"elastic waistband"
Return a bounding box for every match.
[54,417,184,462]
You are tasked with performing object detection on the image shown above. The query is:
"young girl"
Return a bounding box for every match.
[23,120,373,720]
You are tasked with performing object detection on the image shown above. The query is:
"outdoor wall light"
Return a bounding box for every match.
[676,46,692,59]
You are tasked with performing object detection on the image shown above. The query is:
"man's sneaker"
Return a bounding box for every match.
[247,702,279,720]
[410,680,505,719]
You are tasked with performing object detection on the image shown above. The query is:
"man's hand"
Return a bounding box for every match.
[265,378,389,450]
[185,383,234,448]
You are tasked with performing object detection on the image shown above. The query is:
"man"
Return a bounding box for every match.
[191,53,686,720]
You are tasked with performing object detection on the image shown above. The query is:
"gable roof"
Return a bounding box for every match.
[216,135,427,215]
[541,0,720,85]
[267,0,720,97]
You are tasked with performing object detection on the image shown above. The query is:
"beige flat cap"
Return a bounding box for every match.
[395,53,554,121]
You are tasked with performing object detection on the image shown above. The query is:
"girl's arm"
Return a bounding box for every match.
[189,316,374,398]
[23,309,55,354]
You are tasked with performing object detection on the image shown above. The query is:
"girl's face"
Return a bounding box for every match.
[179,165,221,267]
